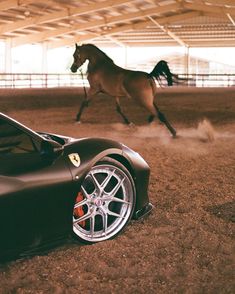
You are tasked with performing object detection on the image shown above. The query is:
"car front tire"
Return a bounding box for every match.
[73,157,136,243]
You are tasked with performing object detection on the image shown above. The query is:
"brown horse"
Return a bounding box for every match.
[70,43,176,137]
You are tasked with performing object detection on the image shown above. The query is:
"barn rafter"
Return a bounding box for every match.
[0,0,234,48]
[12,2,180,46]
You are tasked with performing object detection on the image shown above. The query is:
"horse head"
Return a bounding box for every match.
[70,43,87,73]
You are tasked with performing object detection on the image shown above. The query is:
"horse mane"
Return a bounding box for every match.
[82,44,114,64]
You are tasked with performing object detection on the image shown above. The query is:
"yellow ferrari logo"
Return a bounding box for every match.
[68,153,81,167]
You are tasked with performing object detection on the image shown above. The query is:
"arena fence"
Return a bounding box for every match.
[0,73,88,88]
[0,73,234,88]
[175,73,235,87]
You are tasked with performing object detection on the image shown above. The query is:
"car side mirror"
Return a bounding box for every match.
[40,140,64,160]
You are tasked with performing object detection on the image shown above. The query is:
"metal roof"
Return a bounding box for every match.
[0,0,234,48]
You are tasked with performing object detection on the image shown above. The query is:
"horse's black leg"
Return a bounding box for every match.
[154,103,177,137]
[116,98,131,125]
[76,99,89,122]
[158,111,177,137]
[116,103,130,124]
[148,114,155,123]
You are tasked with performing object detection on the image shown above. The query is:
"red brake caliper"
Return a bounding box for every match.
[74,192,86,227]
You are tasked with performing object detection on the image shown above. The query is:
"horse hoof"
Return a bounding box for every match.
[75,120,81,124]
[128,122,135,128]
[148,115,155,123]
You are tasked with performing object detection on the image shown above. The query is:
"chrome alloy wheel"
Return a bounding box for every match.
[73,159,135,242]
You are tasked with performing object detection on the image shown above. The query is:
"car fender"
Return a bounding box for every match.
[64,137,151,218]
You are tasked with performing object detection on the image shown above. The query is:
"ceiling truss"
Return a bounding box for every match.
[0,0,234,48]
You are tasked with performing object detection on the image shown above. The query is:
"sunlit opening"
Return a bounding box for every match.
[0,42,234,74]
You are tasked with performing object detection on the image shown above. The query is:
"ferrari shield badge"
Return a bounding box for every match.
[68,153,81,167]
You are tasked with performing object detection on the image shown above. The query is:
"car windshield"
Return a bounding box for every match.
[0,119,37,154]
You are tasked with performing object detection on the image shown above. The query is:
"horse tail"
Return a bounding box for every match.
[149,60,173,86]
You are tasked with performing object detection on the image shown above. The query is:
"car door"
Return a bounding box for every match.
[0,117,75,255]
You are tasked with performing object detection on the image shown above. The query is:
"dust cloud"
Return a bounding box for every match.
[111,119,217,143]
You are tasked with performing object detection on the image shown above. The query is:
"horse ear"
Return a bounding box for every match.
[75,43,78,49]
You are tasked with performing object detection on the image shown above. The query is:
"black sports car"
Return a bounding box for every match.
[0,112,152,260]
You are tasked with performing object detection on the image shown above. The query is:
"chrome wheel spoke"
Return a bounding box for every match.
[102,195,130,205]
[100,169,115,190]
[74,198,88,209]
[110,177,125,196]
[101,211,108,235]
[81,185,91,198]
[73,211,92,224]
[107,209,124,219]
[90,215,95,237]
[112,196,131,205]
[90,172,101,191]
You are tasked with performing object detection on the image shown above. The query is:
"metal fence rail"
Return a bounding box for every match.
[0,73,89,88]
[0,73,234,88]
[175,73,235,87]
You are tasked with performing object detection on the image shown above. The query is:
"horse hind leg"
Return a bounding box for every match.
[148,114,155,123]
[116,97,131,125]
[142,98,176,137]
[153,102,177,137]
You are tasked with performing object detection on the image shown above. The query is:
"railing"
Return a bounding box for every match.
[0,73,89,88]
[0,72,234,88]
[174,73,235,87]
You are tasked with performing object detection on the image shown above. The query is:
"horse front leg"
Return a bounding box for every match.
[76,87,97,122]
[76,98,90,122]
[115,97,131,125]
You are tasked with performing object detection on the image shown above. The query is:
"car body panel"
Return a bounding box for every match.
[0,112,152,260]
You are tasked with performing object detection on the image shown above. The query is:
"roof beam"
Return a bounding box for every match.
[48,11,199,49]
[12,3,180,46]
[227,13,235,25]
[184,2,235,15]
[0,0,133,35]
[104,35,126,47]
[148,16,187,47]
[0,0,41,11]
[204,0,235,7]
[187,39,235,47]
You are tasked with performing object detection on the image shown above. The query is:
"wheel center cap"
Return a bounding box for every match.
[94,198,103,207]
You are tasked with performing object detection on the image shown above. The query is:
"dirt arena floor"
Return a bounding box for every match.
[0,87,234,293]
